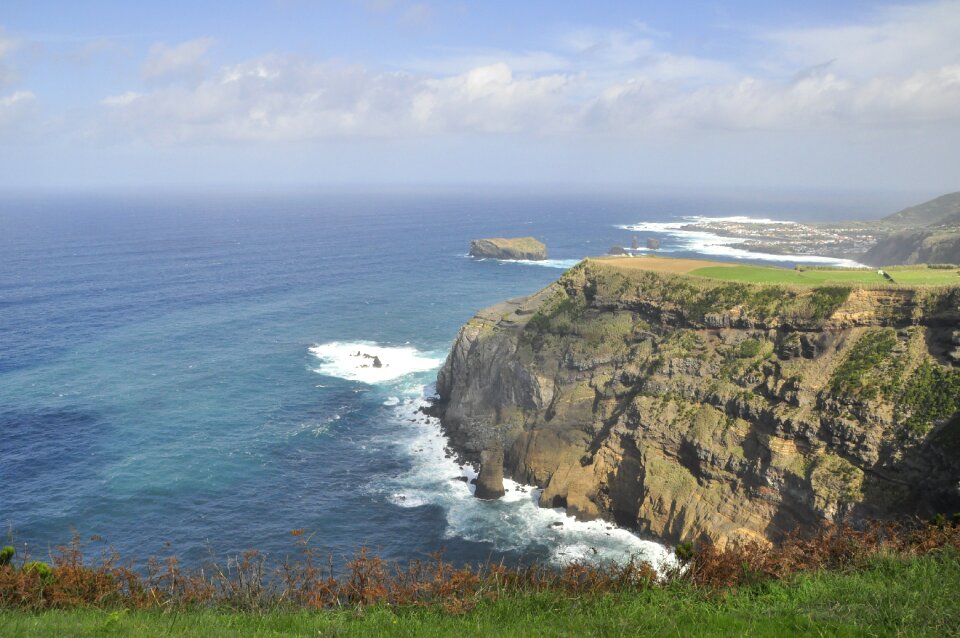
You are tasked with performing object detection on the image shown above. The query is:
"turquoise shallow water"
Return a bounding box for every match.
[0,190,855,568]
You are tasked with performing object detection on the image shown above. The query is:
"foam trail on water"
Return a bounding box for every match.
[503,258,582,269]
[310,341,444,384]
[465,255,582,270]
[378,389,676,570]
[618,217,865,267]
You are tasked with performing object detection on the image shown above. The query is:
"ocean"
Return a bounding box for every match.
[0,189,872,570]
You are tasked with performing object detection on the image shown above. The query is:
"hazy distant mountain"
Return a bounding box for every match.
[861,230,960,267]
[862,192,960,266]
[881,192,960,228]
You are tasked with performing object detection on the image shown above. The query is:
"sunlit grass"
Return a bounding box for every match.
[689,264,960,286]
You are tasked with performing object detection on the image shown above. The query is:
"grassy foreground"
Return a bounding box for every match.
[2,551,958,637]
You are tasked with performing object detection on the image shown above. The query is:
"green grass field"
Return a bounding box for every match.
[689,264,960,286]
[2,551,958,637]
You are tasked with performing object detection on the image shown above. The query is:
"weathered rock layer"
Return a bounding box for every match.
[434,260,960,547]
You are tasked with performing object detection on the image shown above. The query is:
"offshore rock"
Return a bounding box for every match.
[469,237,547,261]
[434,259,960,547]
[474,447,506,499]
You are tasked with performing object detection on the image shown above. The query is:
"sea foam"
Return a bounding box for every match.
[378,390,676,570]
[619,216,865,267]
[466,255,582,270]
[309,341,444,384]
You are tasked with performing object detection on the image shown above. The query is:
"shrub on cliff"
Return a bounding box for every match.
[898,359,960,434]
[828,328,901,400]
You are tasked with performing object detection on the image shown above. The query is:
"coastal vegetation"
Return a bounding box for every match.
[898,359,960,435]
[828,328,902,400]
[1,522,959,636]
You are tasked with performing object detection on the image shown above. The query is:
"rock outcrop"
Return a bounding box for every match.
[474,447,506,499]
[434,259,960,547]
[469,237,547,261]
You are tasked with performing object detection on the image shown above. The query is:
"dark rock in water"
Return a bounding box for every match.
[372,356,383,368]
[647,237,660,250]
[548,521,563,529]
[474,447,505,499]
[631,236,640,250]
[452,476,469,483]
[608,246,628,255]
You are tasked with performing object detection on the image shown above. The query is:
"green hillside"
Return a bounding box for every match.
[881,191,960,228]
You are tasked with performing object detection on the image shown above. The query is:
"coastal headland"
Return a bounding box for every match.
[434,255,960,547]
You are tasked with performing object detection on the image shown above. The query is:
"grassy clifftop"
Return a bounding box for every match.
[598,255,960,286]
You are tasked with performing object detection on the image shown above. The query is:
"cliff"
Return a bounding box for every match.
[859,192,960,266]
[434,259,960,547]
[469,237,547,261]
[861,231,960,267]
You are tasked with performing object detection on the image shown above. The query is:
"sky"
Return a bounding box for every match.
[0,0,958,193]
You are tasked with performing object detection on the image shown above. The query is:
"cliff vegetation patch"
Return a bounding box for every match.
[898,359,960,434]
[828,328,903,400]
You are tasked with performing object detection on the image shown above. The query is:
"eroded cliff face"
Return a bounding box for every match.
[434,260,960,547]
[861,231,960,267]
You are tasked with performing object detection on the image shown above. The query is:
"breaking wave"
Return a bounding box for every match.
[618,217,864,267]
[375,390,676,570]
[309,341,444,384]
[465,254,582,270]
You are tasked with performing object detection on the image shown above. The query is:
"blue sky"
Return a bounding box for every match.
[1,1,958,192]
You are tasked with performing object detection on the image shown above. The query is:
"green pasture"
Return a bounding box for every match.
[689,264,960,286]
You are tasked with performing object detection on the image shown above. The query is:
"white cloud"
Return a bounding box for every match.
[0,30,34,134]
[401,3,432,26]
[142,37,215,81]
[766,1,960,79]
[0,90,33,107]
[401,48,569,75]
[94,1,960,144]
[0,90,35,132]
[0,28,20,86]
[101,91,142,107]
[102,56,578,143]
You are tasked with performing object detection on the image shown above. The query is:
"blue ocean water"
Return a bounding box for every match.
[0,190,867,568]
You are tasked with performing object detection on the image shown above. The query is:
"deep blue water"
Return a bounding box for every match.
[0,190,868,568]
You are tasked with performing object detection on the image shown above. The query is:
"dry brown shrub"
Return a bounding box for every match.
[1,518,957,612]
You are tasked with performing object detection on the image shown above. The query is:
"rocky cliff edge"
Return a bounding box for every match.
[434,259,960,547]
